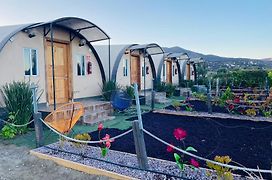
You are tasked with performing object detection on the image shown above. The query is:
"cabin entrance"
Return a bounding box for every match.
[166,60,172,83]
[130,55,141,89]
[45,41,71,104]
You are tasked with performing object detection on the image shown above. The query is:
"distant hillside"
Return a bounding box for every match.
[164,46,272,71]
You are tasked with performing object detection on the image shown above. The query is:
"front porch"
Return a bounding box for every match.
[38,97,114,125]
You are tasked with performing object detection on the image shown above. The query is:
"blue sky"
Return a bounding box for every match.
[0,0,271,59]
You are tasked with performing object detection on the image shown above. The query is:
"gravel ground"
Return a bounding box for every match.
[0,142,112,180]
[34,142,248,180]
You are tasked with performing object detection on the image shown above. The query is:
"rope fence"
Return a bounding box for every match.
[39,118,133,144]
[143,128,272,174]
[0,119,34,128]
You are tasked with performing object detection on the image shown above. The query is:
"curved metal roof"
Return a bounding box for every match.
[0,23,38,52]
[0,17,110,52]
[166,52,189,60]
[129,43,164,55]
[28,17,110,43]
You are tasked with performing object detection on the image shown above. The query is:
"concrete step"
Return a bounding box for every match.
[80,101,114,125]
[82,115,115,125]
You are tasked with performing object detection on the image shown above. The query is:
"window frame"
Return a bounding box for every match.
[23,48,39,76]
[77,54,87,76]
[123,58,128,77]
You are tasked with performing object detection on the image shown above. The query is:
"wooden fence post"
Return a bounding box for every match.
[132,120,149,170]
[132,83,149,169]
[207,78,212,114]
[33,112,44,147]
[31,84,44,148]
[151,90,155,111]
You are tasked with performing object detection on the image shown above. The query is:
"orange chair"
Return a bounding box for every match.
[44,102,84,134]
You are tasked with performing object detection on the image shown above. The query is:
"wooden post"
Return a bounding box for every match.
[132,120,149,170]
[34,112,44,147]
[31,84,44,147]
[207,79,212,114]
[216,78,219,97]
[151,90,155,111]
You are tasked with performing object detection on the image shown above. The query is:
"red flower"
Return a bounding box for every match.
[166,144,174,153]
[190,158,200,168]
[98,123,103,131]
[228,104,235,111]
[102,134,113,148]
[173,128,187,141]
[233,97,240,103]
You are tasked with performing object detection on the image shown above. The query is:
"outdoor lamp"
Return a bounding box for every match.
[79,39,86,47]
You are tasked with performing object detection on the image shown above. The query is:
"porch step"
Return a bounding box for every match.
[80,101,115,125]
[145,92,170,105]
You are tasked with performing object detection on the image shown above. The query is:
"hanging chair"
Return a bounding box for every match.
[44,102,84,134]
[111,91,132,111]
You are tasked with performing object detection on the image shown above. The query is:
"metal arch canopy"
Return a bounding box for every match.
[189,57,204,64]
[166,52,189,61]
[129,43,164,55]
[27,17,110,42]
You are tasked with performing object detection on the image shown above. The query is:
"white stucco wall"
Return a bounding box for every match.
[172,62,179,85]
[116,53,131,88]
[0,26,103,104]
[140,55,153,90]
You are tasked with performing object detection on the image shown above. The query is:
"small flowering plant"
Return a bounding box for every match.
[97,123,114,157]
[166,127,199,170]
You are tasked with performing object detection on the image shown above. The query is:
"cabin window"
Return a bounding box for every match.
[77,55,86,76]
[24,48,38,76]
[172,65,175,76]
[123,59,128,76]
[142,66,145,77]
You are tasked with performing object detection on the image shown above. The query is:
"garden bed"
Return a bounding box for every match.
[166,99,272,118]
[87,112,272,179]
[32,142,247,180]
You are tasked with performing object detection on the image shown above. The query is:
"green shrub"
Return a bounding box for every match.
[0,124,17,139]
[101,80,119,101]
[219,87,234,106]
[1,81,33,134]
[155,81,166,92]
[124,86,134,99]
[165,83,176,97]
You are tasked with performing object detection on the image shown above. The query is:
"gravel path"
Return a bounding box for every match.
[34,142,248,180]
[0,142,113,180]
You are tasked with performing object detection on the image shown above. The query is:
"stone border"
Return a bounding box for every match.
[30,150,134,180]
[154,109,272,123]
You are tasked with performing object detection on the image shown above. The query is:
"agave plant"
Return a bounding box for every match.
[1,81,33,133]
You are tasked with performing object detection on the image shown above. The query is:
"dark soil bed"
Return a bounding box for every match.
[89,112,272,178]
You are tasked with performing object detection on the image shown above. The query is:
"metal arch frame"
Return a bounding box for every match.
[27,17,110,42]
[28,17,110,110]
[157,52,189,86]
[111,44,138,81]
[129,43,164,97]
[181,57,204,84]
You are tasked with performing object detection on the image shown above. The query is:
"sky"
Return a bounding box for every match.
[0,0,271,59]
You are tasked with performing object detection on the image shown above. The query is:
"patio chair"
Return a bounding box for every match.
[111,91,132,111]
[44,102,84,134]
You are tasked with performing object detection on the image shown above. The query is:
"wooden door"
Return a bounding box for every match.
[166,61,172,83]
[46,41,70,104]
[130,55,141,89]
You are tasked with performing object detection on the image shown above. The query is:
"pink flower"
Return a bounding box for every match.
[102,134,113,148]
[98,123,103,131]
[166,144,174,153]
[173,128,187,141]
[190,158,200,168]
